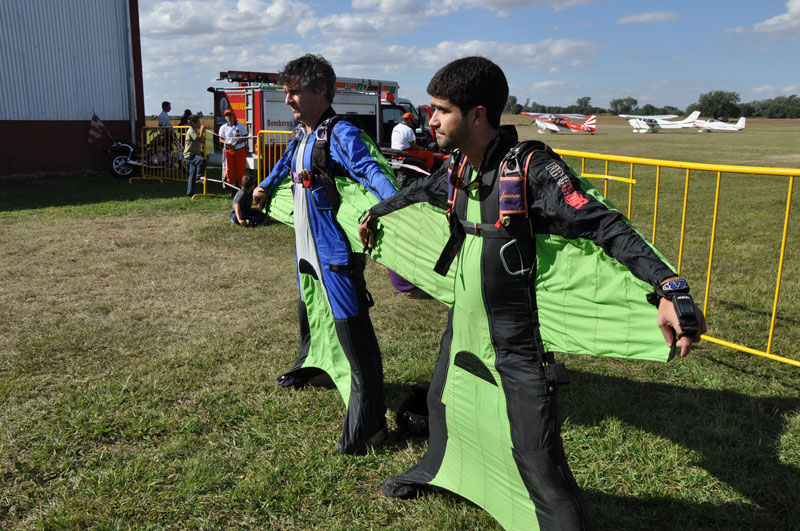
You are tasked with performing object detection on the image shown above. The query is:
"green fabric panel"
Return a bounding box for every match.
[266,161,672,363]
[266,177,294,225]
[536,235,666,360]
[533,174,673,361]
[431,183,539,530]
[358,130,399,189]
[329,178,457,305]
[298,273,352,405]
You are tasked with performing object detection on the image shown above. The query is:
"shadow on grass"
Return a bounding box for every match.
[0,169,228,212]
[717,299,800,327]
[381,376,799,530]
[565,369,800,530]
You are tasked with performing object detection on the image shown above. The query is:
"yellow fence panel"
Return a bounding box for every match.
[556,148,800,368]
[257,130,293,183]
[133,126,189,183]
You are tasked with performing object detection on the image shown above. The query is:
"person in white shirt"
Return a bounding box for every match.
[390,112,433,170]
[219,109,249,190]
[157,101,172,127]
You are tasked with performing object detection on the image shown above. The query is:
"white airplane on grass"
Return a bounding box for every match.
[620,111,700,133]
[693,117,746,132]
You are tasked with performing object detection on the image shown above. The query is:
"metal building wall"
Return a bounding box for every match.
[0,0,134,121]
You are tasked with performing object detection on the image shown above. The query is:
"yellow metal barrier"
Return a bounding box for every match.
[555,148,800,368]
[132,126,190,184]
[257,130,293,183]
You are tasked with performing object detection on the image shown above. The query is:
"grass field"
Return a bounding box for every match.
[2,116,800,529]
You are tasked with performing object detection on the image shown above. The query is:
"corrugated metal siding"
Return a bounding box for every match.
[0,0,133,121]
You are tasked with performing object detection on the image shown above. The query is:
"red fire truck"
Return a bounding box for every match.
[206,70,423,168]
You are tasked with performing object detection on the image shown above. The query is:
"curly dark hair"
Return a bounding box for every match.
[278,54,336,103]
[427,56,508,128]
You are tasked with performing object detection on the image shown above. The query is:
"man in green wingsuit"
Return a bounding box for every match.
[359,56,706,530]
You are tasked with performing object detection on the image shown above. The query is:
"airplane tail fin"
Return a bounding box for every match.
[581,115,597,132]
[683,110,700,123]
[736,117,746,130]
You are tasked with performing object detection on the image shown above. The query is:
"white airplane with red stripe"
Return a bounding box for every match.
[521,113,597,134]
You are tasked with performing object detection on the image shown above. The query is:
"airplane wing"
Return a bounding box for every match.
[619,114,678,120]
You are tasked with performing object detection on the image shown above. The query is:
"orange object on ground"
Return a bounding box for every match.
[404,148,434,171]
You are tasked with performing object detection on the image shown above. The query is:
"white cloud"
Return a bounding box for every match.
[754,0,800,32]
[615,11,678,24]
[421,0,594,17]
[532,80,567,90]
[752,84,776,93]
[724,25,747,34]
[351,0,426,14]
[749,84,800,97]
[138,0,603,113]
[139,0,310,38]
[411,39,598,70]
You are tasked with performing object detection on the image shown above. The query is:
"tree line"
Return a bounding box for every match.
[504,92,800,120]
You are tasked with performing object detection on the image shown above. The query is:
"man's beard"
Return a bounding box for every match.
[437,118,471,151]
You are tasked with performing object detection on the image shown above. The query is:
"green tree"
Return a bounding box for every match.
[609,97,638,114]
[504,95,518,113]
[695,90,741,120]
[575,96,592,114]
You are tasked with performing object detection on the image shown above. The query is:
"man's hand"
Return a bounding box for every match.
[358,213,377,250]
[657,297,707,358]
[253,186,267,205]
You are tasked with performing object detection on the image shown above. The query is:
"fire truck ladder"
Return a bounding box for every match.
[245,89,255,153]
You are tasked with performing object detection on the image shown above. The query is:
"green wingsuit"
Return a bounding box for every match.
[268,125,677,530]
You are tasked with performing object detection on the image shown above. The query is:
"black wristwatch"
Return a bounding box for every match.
[649,278,699,340]
[648,278,689,305]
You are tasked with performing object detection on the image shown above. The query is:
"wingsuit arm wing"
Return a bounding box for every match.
[329,121,397,202]
[369,162,451,218]
[527,151,675,287]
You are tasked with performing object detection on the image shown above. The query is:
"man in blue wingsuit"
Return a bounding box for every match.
[359,57,706,530]
[253,54,397,455]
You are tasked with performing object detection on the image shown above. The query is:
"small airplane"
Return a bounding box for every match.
[521,113,597,134]
[693,117,746,133]
[620,111,700,133]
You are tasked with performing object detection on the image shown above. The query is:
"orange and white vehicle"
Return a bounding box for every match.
[207,71,411,167]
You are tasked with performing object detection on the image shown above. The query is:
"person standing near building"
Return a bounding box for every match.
[219,109,248,191]
[391,112,434,171]
[183,115,206,196]
[158,101,172,127]
[252,54,397,455]
[359,56,705,530]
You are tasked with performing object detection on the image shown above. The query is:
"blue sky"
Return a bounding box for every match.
[139,0,800,116]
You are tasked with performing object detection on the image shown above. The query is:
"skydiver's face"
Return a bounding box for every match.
[283,76,329,131]
[429,96,473,151]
